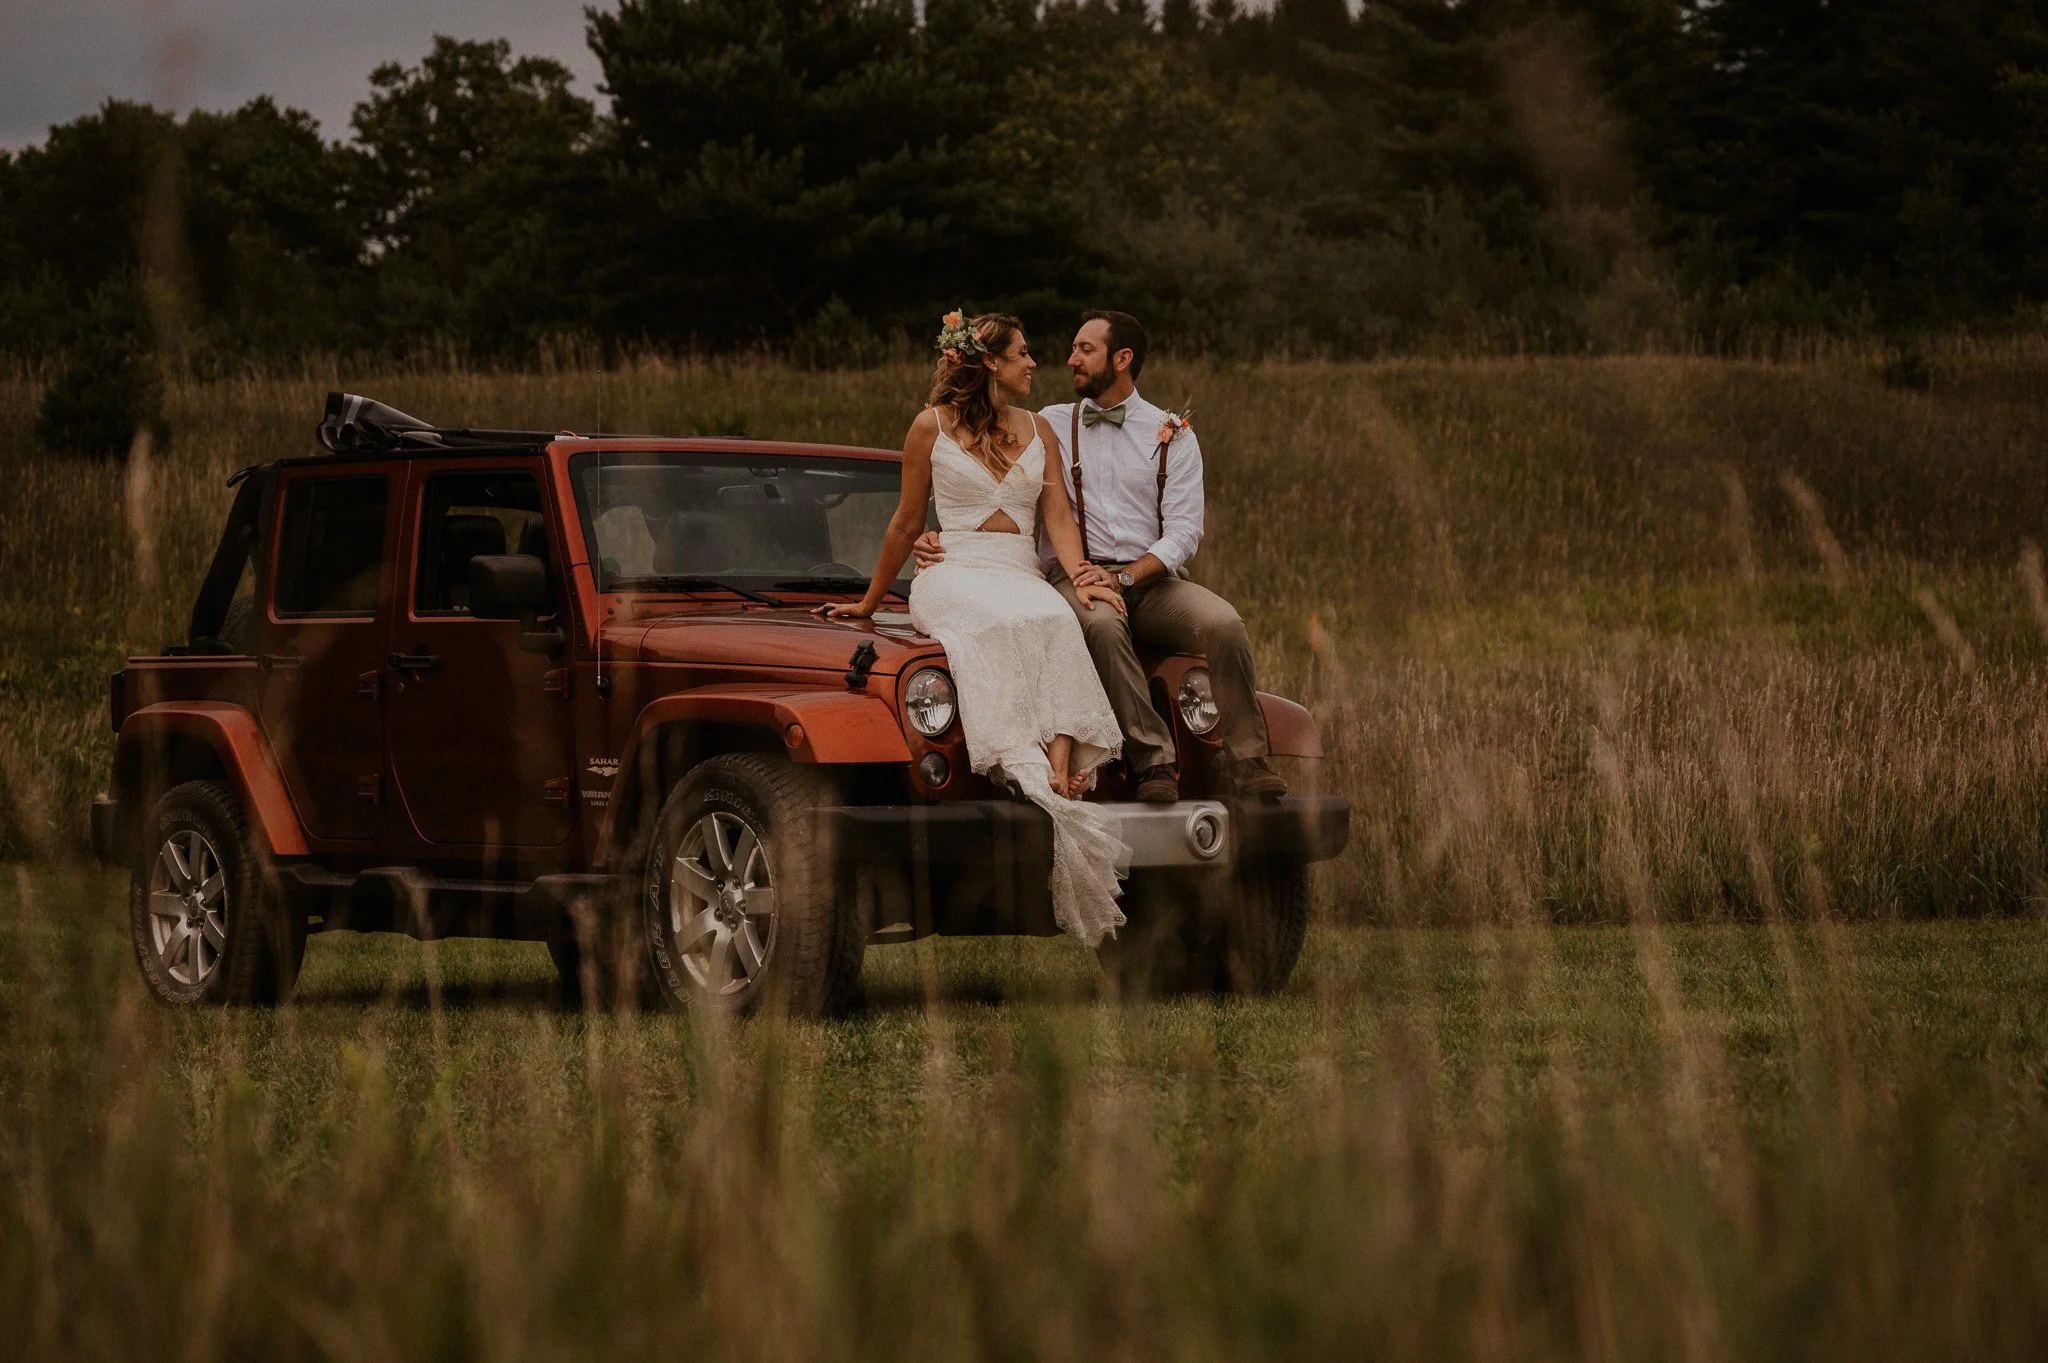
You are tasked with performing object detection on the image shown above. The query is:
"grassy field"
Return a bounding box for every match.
[4,863,2048,1350]
[5,868,2047,1359]
[4,347,2048,1357]
[6,344,2048,915]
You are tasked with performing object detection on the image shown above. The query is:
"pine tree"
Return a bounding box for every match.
[35,278,163,459]
[590,0,1076,344]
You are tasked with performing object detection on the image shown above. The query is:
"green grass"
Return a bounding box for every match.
[6,867,2047,1359]
[8,347,2048,919]
[6,350,2048,1356]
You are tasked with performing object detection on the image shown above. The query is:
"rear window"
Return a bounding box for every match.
[273,476,389,617]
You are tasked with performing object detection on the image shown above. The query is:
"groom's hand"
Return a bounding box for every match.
[1075,583,1127,616]
[1071,562,1113,590]
[912,530,945,569]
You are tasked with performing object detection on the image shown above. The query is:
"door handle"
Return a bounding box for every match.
[258,654,304,671]
[387,652,442,674]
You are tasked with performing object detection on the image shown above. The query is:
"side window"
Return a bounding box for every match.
[415,470,550,614]
[273,476,389,617]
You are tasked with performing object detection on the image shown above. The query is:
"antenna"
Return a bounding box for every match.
[594,365,608,699]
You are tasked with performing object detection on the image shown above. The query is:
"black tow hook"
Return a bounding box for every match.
[844,641,878,688]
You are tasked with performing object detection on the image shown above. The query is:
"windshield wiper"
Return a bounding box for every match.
[771,576,907,598]
[608,575,787,607]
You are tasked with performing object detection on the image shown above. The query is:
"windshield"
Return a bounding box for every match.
[569,452,910,593]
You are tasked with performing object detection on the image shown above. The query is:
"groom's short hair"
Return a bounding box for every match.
[1082,309,1147,380]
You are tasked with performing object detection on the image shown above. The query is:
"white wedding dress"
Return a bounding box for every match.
[910,420,1130,946]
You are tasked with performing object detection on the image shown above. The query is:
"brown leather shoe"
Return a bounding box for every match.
[1135,764,1179,804]
[1227,756,1288,802]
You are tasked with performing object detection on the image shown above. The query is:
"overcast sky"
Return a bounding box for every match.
[1,1,610,149]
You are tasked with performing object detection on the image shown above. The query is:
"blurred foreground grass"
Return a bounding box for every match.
[5,867,2047,1360]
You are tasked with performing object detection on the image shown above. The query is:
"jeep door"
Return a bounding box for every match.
[257,468,396,842]
[385,460,577,849]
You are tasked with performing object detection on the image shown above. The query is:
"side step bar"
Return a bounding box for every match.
[280,864,615,942]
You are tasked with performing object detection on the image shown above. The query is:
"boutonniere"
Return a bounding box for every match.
[1156,399,1195,446]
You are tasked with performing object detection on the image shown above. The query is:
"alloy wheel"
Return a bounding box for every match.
[669,811,778,998]
[147,829,229,987]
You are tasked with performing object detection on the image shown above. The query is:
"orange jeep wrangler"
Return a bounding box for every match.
[91,394,1349,1014]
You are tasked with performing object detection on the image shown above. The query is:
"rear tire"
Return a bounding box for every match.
[1217,863,1310,996]
[640,753,860,1018]
[129,779,303,1006]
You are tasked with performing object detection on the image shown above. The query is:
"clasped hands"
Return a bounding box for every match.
[910,530,1125,615]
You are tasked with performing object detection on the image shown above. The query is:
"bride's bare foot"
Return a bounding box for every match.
[1063,771,1089,800]
[1047,735,1077,800]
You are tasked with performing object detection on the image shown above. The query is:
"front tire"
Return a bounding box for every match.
[640,754,860,1018]
[1099,862,1311,1000]
[129,779,303,1006]
[1096,869,1224,1000]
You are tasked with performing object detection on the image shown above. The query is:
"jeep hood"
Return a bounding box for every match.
[610,608,944,675]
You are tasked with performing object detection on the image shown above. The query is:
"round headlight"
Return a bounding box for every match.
[1178,667,1220,735]
[905,667,957,737]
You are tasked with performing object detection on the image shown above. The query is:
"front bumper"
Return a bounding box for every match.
[832,795,1349,871]
[828,795,1350,937]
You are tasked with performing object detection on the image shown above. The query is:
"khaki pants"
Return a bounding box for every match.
[1049,563,1271,772]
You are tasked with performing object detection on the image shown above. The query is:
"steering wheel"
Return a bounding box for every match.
[805,561,865,576]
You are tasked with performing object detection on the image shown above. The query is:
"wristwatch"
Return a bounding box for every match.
[1116,569,1135,589]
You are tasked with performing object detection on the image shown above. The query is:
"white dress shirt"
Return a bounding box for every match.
[1038,390,1205,573]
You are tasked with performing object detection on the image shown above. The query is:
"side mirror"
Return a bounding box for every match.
[469,555,548,618]
[468,555,565,657]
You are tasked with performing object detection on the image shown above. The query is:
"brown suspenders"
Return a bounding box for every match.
[1069,402,1171,566]
[1070,403,1088,562]
[1154,430,1169,538]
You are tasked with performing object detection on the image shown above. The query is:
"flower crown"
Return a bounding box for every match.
[934,309,990,366]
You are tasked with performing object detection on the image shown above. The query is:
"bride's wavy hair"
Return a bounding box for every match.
[928,312,1024,468]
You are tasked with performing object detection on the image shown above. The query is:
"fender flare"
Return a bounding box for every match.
[1257,693,1324,759]
[599,684,913,856]
[628,685,914,766]
[112,702,309,858]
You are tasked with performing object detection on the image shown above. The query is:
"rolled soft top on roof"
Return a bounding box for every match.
[315,392,558,455]
[317,392,444,453]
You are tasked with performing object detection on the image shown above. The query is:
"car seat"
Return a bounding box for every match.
[516,517,556,607]
[438,514,507,611]
[593,506,656,579]
[517,516,550,566]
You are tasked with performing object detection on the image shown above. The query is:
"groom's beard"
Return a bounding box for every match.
[1071,363,1113,400]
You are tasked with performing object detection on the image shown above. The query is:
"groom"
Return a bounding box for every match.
[917,309,1286,805]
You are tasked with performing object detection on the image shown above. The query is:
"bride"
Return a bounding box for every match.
[820,311,1131,947]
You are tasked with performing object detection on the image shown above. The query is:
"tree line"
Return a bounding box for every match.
[4,0,2045,397]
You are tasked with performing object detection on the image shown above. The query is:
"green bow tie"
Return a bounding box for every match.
[1081,404,1126,428]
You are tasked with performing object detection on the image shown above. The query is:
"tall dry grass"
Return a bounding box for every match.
[4,348,2048,1359]
[7,345,2048,920]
